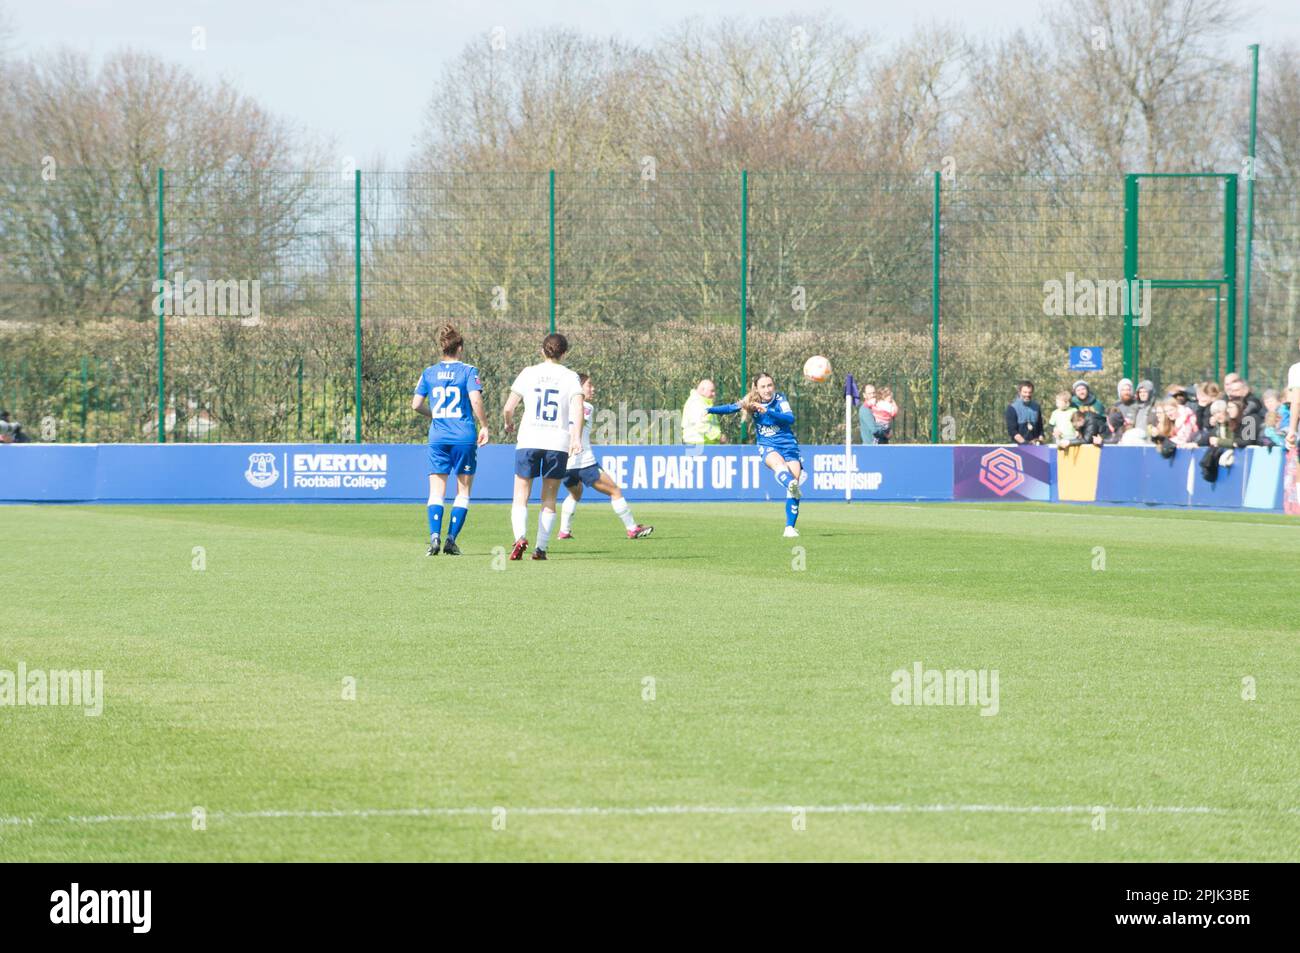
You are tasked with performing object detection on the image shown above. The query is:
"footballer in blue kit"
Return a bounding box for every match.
[707,371,803,537]
[412,324,490,556]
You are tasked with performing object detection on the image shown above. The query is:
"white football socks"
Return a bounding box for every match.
[511,504,528,541]
[611,497,637,530]
[559,495,577,533]
[537,508,556,550]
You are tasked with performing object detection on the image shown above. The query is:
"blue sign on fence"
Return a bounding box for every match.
[1069,346,1102,371]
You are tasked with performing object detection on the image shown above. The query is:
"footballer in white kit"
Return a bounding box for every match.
[558,374,653,541]
[501,333,585,560]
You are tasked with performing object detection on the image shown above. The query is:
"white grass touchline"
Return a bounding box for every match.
[3,803,1290,827]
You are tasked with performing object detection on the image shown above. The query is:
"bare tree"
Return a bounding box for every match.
[415,27,647,172]
[1252,43,1300,360]
[0,3,15,63]
[0,48,326,321]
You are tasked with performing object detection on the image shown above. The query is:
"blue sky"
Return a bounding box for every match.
[7,0,1296,166]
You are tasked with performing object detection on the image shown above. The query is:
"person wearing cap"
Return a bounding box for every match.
[1068,380,1108,446]
[1069,380,1105,416]
[1107,378,1140,442]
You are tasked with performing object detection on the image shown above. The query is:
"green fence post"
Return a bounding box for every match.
[1123,174,1138,381]
[354,168,363,443]
[1224,174,1238,374]
[931,171,941,443]
[548,169,557,334]
[297,357,304,439]
[1242,43,1259,380]
[1213,291,1222,381]
[739,169,749,442]
[80,356,88,442]
[156,167,165,443]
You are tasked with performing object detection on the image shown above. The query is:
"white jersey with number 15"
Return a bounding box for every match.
[511,362,582,453]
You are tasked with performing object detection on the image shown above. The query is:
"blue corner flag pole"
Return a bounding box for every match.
[843,373,859,502]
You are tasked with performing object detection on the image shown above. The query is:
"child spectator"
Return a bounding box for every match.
[1048,391,1076,442]
[858,384,885,444]
[871,386,899,444]
[1262,389,1288,442]
[1264,408,1286,448]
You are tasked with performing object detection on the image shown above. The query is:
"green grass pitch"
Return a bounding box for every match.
[1,500,1297,861]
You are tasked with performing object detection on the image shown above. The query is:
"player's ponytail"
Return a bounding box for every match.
[740,373,773,422]
[438,324,464,357]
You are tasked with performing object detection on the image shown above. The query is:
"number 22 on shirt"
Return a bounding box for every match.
[426,386,463,419]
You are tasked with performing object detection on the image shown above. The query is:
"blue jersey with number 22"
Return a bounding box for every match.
[414,360,481,445]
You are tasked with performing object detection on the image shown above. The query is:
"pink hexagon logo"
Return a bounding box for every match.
[978,447,1025,497]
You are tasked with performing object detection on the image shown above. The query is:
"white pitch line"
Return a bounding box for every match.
[3,803,1292,828]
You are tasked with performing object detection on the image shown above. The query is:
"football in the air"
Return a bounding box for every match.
[802,355,832,383]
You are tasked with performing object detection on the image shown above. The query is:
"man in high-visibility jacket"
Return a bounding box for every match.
[682,379,725,445]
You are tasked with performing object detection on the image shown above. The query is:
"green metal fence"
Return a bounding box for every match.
[1,168,1296,445]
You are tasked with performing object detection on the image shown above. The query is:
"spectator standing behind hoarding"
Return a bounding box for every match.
[1070,380,1106,417]
[1133,380,1157,432]
[1059,409,1106,448]
[1198,399,1247,482]
[1048,392,1076,442]
[1263,407,1286,448]
[858,384,882,444]
[859,384,897,445]
[1116,380,1157,446]
[1004,380,1044,444]
[1148,402,1175,456]
[1262,390,1286,447]
[0,410,30,443]
[1225,377,1266,444]
[1263,388,1281,422]
[874,387,899,443]
[682,379,724,445]
[1149,398,1199,458]
[1109,378,1139,436]
[1192,381,1221,432]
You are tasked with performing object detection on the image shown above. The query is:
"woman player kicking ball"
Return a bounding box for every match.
[557,373,653,541]
[412,323,490,556]
[707,372,803,537]
[501,333,584,561]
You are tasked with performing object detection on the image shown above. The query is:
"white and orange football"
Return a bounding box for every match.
[802,355,832,383]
